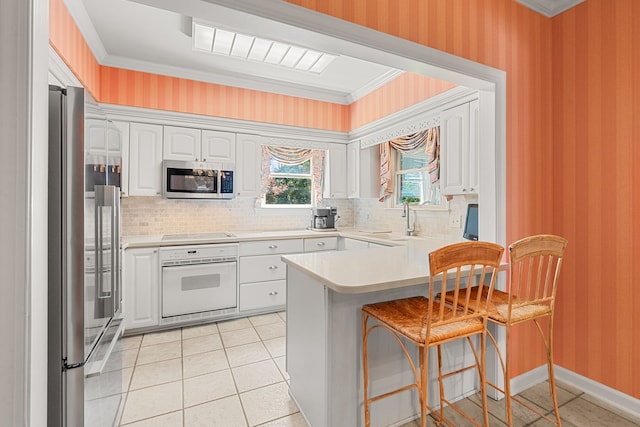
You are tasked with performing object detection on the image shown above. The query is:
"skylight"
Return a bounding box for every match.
[192,20,337,74]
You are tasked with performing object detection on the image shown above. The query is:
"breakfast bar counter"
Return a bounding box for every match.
[282,239,506,427]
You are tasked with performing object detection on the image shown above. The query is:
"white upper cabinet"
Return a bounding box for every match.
[347,141,379,199]
[235,133,262,198]
[163,126,237,163]
[163,126,202,162]
[129,123,163,196]
[441,100,479,195]
[201,130,236,163]
[323,143,347,199]
[85,118,107,156]
[111,120,129,197]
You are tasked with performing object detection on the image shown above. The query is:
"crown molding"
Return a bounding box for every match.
[48,46,82,87]
[99,102,350,145]
[515,0,585,17]
[351,86,477,148]
[61,0,401,105]
[346,69,404,103]
[62,0,107,61]
[102,55,360,105]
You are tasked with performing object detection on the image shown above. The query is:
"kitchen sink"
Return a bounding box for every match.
[362,233,410,242]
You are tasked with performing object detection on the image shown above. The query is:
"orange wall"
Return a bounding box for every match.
[285,0,557,379]
[49,0,100,99]
[286,0,640,399]
[551,0,640,397]
[99,66,350,132]
[350,72,457,129]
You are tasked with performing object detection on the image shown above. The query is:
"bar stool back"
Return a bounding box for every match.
[361,241,504,427]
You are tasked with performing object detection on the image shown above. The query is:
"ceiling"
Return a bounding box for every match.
[64,0,404,105]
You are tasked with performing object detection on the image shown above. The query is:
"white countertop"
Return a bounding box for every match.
[121,228,429,249]
[281,237,459,294]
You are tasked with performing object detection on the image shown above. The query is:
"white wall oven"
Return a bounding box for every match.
[160,244,238,324]
[162,160,234,199]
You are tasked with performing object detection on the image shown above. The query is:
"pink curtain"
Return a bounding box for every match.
[378,127,440,202]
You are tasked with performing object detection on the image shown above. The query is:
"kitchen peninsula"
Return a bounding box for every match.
[282,239,507,427]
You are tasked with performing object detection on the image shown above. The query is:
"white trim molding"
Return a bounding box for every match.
[515,0,586,17]
[510,365,640,420]
[353,86,477,148]
[99,103,350,146]
[555,366,640,420]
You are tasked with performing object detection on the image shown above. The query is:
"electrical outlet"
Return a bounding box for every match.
[449,212,461,228]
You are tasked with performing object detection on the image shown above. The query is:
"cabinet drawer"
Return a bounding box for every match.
[240,280,286,311]
[304,237,338,252]
[239,255,286,283]
[239,239,303,256]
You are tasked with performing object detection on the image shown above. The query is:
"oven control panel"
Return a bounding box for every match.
[160,243,238,264]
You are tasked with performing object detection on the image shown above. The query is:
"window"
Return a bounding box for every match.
[264,157,312,206]
[395,150,442,206]
[261,146,324,207]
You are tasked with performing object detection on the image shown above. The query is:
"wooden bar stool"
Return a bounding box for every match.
[444,234,567,426]
[362,241,504,427]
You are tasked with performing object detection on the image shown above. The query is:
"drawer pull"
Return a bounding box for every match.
[268,291,279,296]
[317,242,326,246]
[268,265,279,270]
[268,245,278,249]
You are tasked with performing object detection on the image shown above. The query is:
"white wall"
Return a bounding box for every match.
[0,0,49,425]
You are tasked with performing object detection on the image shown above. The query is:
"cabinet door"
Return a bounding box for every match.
[163,126,201,161]
[202,130,236,163]
[129,123,163,196]
[323,143,347,199]
[440,102,470,195]
[348,142,379,199]
[124,248,159,330]
[468,99,480,194]
[86,118,107,157]
[112,121,129,197]
[347,142,359,198]
[235,133,262,197]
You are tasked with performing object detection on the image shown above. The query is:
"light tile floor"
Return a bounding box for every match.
[114,312,640,426]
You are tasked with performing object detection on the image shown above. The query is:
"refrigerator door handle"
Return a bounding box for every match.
[111,186,121,316]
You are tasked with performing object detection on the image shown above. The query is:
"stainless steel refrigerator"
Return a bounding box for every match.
[48,85,125,427]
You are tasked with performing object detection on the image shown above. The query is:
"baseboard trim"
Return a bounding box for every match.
[510,365,549,396]
[554,366,640,420]
[510,365,640,420]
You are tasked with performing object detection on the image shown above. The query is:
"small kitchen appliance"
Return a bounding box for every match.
[311,207,338,231]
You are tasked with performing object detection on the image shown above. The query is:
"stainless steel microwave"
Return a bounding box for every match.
[162,160,235,199]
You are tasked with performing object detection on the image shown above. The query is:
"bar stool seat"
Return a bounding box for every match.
[361,241,505,427]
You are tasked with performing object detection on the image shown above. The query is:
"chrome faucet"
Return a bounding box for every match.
[402,202,415,236]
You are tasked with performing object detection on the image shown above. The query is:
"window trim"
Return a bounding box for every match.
[392,149,448,210]
[261,156,314,208]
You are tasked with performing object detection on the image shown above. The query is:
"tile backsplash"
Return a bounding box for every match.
[121,197,355,236]
[122,195,475,241]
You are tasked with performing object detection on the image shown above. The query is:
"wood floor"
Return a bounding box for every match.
[399,380,640,427]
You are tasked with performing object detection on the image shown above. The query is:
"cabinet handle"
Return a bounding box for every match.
[202,158,206,162]
[268,291,278,296]
[268,265,279,270]
[268,245,278,249]
[317,242,326,246]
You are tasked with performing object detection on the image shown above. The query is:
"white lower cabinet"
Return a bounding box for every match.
[123,247,159,330]
[238,239,303,313]
[304,237,338,252]
[240,280,286,312]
